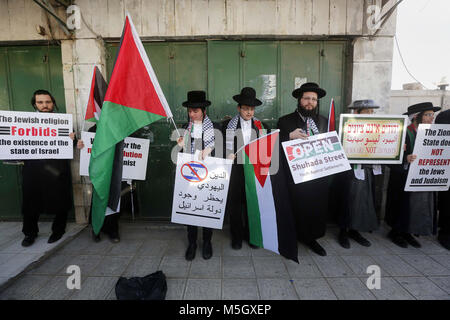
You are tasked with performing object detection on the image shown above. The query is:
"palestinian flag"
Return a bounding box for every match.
[328,98,335,132]
[84,66,107,123]
[242,130,299,262]
[89,13,173,235]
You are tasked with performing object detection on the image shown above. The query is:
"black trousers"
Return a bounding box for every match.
[88,205,119,236]
[225,164,250,243]
[439,189,450,235]
[187,226,212,244]
[22,208,68,237]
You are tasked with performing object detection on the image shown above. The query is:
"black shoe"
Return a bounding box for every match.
[48,233,63,244]
[248,243,259,249]
[91,230,101,242]
[388,230,408,248]
[338,230,350,249]
[307,240,327,256]
[438,234,450,250]
[108,232,120,243]
[185,243,197,261]
[348,230,371,247]
[21,235,36,247]
[202,241,213,260]
[231,238,242,250]
[403,233,421,248]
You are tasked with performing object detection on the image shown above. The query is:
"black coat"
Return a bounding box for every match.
[277,110,329,242]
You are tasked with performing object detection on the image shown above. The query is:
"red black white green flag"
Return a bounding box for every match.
[84,66,107,123]
[89,13,173,235]
[242,130,299,262]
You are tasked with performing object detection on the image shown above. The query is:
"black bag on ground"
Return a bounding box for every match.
[115,270,167,300]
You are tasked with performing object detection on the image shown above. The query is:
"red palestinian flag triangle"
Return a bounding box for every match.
[85,66,107,123]
[242,130,299,262]
[328,98,336,132]
[89,13,173,235]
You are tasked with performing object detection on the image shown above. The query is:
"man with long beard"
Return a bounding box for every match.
[277,82,329,256]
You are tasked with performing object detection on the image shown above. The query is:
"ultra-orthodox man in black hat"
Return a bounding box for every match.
[385,102,441,248]
[222,87,269,250]
[176,90,220,260]
[333,100,381,249]
[277,82,330,256]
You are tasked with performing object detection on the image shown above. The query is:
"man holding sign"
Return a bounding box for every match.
[21,90,75,247]
[277,82,330,256]
[385,102,441,248]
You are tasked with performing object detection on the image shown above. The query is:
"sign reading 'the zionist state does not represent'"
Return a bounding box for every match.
[0,110,73,160]
[282,131,351,184]
[405,124,450,192]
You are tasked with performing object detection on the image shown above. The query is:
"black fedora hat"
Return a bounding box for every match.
[182,91,211,108]
[233,87,262,106]
[292,82,326,99]
[348,99,380,110]
[403,102,441,115]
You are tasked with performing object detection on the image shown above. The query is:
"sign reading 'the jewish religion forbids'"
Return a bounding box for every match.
[282,131,351,184]
[171,152,232,229]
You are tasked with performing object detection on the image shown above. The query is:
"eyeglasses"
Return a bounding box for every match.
[423,113,434,117]
[301,97,318,102]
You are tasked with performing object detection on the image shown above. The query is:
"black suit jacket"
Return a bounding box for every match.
[277,111,328,142]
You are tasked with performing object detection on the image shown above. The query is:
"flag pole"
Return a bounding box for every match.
[169,117,181,138]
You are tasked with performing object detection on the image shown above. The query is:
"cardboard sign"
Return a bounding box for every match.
[79,132,150,181]
[171,152,233,229]
[339,114,408,164]
[282,131,351,184]
[0,110,73,159]
[405,124,450,192]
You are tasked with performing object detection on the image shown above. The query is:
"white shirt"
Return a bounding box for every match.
[191,123,202,139]
[240,117,252,145]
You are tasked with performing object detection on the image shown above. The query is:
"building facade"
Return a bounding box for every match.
[0,0,398,223]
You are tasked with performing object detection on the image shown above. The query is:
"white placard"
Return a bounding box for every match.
[0,110,73,159]
[405,124,450,191]
[79,132,150,181]
[171,152,233,229]
[282,131,352,184]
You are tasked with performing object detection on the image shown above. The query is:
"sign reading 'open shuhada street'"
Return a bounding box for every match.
[405,124,450,192]
[282,131,351,184]
[0,110,73,160]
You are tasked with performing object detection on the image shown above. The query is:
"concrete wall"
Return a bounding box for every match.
[389,90,450,115]
[0,0,398,223]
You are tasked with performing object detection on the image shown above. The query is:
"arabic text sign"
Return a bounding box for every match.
[282,131,351,184]
[171,152,233,229]
[79,132,150,180]
[0,110,73,160]
[339,114,408,164]
[405,124,450,192]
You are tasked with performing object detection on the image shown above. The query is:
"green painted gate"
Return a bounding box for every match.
[106,40,346,220]
[0,45,68,219]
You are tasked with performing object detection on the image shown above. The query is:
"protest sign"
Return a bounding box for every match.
[405,124,450,191]
[0,110,73,160]
[282,131,351,184]
[79,131,150,180]
[171,152,233,229]
[339,114,408,164]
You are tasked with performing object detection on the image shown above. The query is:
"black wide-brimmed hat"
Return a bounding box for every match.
[233,87,262,106]
[348,99,380,110]
[403,102,441,115]
[292,82,326,99]
[182,90,211,108]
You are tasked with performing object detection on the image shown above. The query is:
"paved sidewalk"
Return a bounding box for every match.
[0,221,449,300]
[0,221,86,290]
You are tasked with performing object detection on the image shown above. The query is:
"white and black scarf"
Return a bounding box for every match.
[183,115,215,154]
